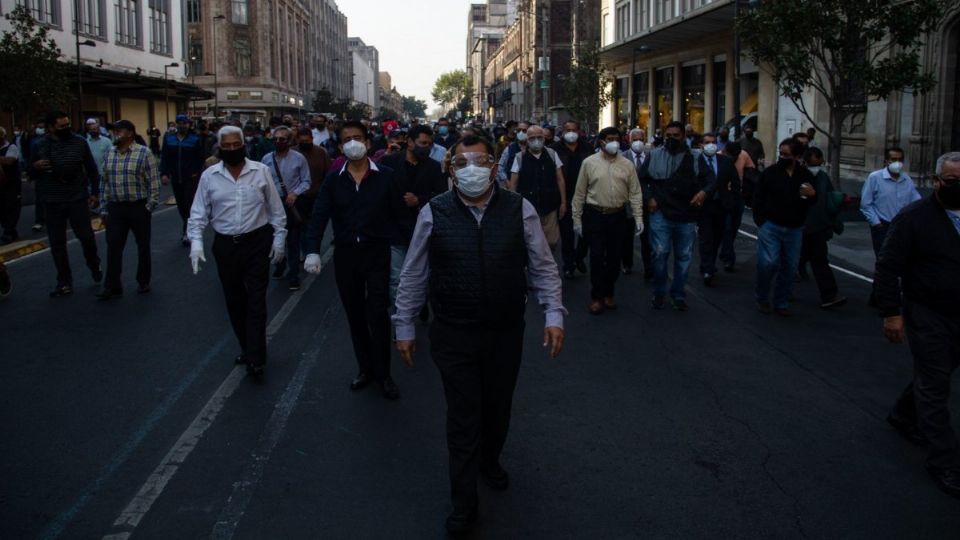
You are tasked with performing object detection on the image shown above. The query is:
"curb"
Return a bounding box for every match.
[0,217,106,264]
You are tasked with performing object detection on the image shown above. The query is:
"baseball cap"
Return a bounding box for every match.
[175,113,190,123]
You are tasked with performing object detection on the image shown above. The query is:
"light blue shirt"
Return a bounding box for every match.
[261,150,312,197]
[859,168,921,226]
[429,143,446,165]
[87,134,114,176]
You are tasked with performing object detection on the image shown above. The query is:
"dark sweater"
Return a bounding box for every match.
[32,135,100,202]
[752,163,816,228]
[379,152,444,246]
[874,195,960,318]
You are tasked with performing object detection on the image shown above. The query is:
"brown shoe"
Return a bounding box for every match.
[589,300,605,315]
[603,296,617,310]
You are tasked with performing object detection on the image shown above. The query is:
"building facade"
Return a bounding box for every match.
[1,0,208,132]
[466,1,516,121]
[308,0,350,102]
[348,36,379,117]
[378,72,402,120]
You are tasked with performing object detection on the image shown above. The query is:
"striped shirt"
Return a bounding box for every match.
[33,135,101,202]
[102,143,160,204]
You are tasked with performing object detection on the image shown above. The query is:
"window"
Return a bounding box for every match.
[615,2,631,41]
[713,60,726,129]
[226,91,240,100]
[17,0,60,25]
[615,77,629,128]
[656,0,674,24]
[186,0,200,23]
[655,67,674,131]
[633,0,648,32]
[77,0,106,38]
[681,64,705,133]
[148,0,171,54]
[188,40,203,76]
[235,39,251,77]
[231,0,248,24]
[249,91,263,100]
[633,71,650,132]
[115,0,140,47]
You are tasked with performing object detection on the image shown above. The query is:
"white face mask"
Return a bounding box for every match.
[702,143,718,157]
[630,141,644,154]
[563,131,579,144]
[807,166,822,176]
[604,141,620,155]
[528,138,544,152]
[516,131,528,142]
[455,165,493,198]
[887,161,904,175]
[343,140,367,161]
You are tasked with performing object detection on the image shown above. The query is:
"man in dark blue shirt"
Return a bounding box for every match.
[303,121,405,400]
[160,114,206,245]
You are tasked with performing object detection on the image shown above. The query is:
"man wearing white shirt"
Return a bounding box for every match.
[311,115,332,147]
[187,126,287,377]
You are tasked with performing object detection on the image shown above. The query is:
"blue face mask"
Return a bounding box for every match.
[438,126,449,136]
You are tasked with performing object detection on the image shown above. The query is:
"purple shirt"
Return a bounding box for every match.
[392,193,566,341]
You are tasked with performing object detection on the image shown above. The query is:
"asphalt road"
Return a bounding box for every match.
[1,204,957,539]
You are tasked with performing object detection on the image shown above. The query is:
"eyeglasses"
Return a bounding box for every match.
[450,152,496,170]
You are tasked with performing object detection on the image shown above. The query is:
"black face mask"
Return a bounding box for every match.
[55,127,73,139]
[220,147,246,166]
[665,138,685,154]
[777,158,794,169]
[298,143,313,153]
[937,182,960,209]
[412,145,432,161]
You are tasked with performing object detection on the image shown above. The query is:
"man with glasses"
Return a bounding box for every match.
[877,152,960,499]
[393,135,565,534]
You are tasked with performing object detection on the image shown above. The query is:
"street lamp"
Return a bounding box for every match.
[73,0,97,129]
[164,62,179,126]
[212,14,226,119]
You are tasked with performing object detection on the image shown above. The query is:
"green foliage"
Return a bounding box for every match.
[431,70,473,116]
[379,107,400,121]
[311,87,335,113]
[402,95,428,118]
[0,5,69,114]
[344,102,370,120]
[561,45,613,133]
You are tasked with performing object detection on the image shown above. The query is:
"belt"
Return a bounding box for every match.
[215,224,272,244]
[586,204,625,215]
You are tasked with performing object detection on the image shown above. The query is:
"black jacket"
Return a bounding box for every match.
[551,140,592,198]
[752,163,816,228]
[379,152,445,246]
[305,161,406,250]
[703,153,740,207]
[874,195,960,319]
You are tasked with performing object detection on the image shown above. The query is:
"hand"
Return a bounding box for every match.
[635,221,644,237]
[558,203,567,220]
[285,193,297,207]
[883,316,906,344]
[397,340,416,367]
[146,200,159,212]
[161,175,170,186]
[33,159,52,171]
[269,246,285,265]
[403,192,419,208]
[303,253,322,274]
[88,196,99,209]
[689,191,706,208]
[189,241,205,275]
[799,183,816,198]
[573,224,583,237]
[647,198,658,214]
[543,327,564,359]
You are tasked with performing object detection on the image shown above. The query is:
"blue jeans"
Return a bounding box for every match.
[650,212,697,301]
[755,222,803,309]
[389,245,408,305]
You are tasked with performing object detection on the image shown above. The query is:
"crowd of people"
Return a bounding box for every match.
[0,108,958,531]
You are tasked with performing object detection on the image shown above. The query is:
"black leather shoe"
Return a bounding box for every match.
[445,506,478,535]
[246,362,265,378]
[887,413,927,445]
[927,467,960,499]
[50,285,73,298]
[381,377,399,400]
[350,372,372,391]
[703,273,714,287]
[651,295,665,310]
[622,266,632,275]
[481,463,510,491]
[95,288,123,301]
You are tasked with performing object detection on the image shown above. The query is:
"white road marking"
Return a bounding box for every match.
[102,247,334,539]
[736,229,874,284]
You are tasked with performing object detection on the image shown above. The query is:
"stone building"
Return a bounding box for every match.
[348,36,379,117]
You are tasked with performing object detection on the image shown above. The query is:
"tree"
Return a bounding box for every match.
[344,102,370,120]
[379,108,400,121]
[0,5,69,122]
[737,0,945,187]
[311,87,335,113]
[561,45,613,134]
[431,70,473,118]
[402,95,428,119]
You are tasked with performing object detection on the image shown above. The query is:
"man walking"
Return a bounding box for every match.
[622,128,651,278]
[393,134,565,534]
[31,111,102,297]
[188,126,287,377]
[161,114,206,246]
[0,127,22,245]
[878,152,960,499]
[752,139,817,315]
[572,127,645,314]
[860,147,921,257]
[696,133,738,287]
[639,121,715,311]
[508,125,566,250]
[799,147,846,309]
[96,120,160,299]
[737,125,765,168]
[262,126,312,291]
[303,121,405,400]
[85,119,113,176]
[552,120,592,278]
[496,121,529,186]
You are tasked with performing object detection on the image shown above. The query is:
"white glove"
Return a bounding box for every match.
[269,245,285,265]
[573,224,583,237]
[304,253,322,274]
[189,240,205,275]
[635,221,644,237]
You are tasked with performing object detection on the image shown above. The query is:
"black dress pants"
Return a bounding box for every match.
[212,225,272,367]
[891,302,960,470]
[333,242,391,381]
[46,199,100,286]
[430,320,525,510]
[719,198,744,268]
[698,201,726,275]
[583,207,625,300]
[870,221,890,258]
[171,174,199,234]
[104,200,152,290]
[559,210,587,272]
[0,172,22,238]
[799,232,838,302]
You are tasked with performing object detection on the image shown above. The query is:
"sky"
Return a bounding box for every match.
[338,0,475,111]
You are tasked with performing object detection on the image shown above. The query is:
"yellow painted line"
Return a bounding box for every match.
[0,241,48,263]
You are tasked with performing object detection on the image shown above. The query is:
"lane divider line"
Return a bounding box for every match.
[736,229,874,284]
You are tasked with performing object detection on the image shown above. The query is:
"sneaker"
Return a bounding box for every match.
[0,266,11,298]
[651,295,666,310]
[49,284,73,298]
[820,295,848,309]
[32,224,43,232]
[671,298,689,312]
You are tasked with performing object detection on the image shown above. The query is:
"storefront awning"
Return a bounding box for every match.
[67,64,214,101]
[599,2,736,64]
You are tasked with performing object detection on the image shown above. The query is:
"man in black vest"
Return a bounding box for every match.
[393,135,566,534]
[507,125,566,250]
